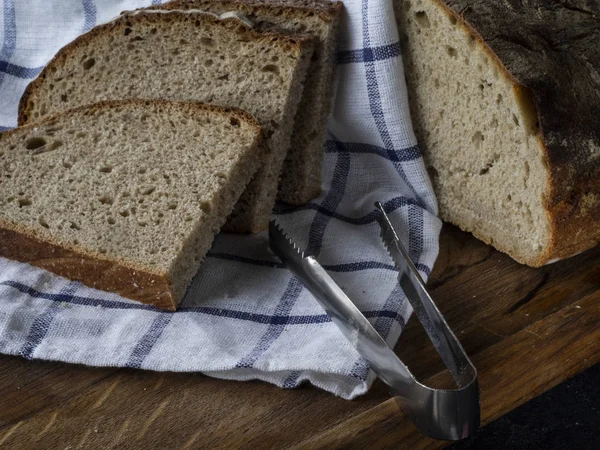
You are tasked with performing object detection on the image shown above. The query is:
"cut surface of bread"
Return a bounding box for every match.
[19,11,314,232]
[396,0,600,266]
[153,0,343,205]
[0,100,265,310]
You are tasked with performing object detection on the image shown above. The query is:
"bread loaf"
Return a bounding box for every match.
[18,10,314,232]
[0,100,265,310]
[396,0,600,266]
[151,0,342,205]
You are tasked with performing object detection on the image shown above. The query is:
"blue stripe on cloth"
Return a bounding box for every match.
[18,282,77,360]
[207,252,404,273]
[347,284,408,381]
[0,61,44,79]
[0,0,16,90]
[360,0,427,211]
[348,208,425,380]
[0,125,11,132]
[282,371,302,389]
[408,205,424,263]
[151,0,163,4]
[236,277,304,368]
[337,41,401,64]
[82,0,97,32]
[125,314,172,369]
[274,195,421,225]
[325,139,421,163]
[1,279,408,324]
[306,148,351,256]
[233,141,352,368]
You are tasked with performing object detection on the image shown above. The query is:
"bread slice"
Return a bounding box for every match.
[151,0,343,205]
[0,99,265,310]
[395,0,600,266]
[18,11,314,232]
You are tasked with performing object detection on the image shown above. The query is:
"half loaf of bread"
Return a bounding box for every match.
[1,99,265,310]
[18,10,314,232]
[151,0,343,205]
[396,0,600,266]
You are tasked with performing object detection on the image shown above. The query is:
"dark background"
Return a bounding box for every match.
[449,362,600,449]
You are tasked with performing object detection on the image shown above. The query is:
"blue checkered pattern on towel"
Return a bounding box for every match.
[0,0,442,399]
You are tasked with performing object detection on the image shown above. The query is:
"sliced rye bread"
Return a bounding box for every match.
[395,0,600,266]
[1,99,266,310]
[151,0,343,205]
[18,11,314,232]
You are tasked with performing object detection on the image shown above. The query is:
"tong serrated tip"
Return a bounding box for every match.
[269,220,306,260]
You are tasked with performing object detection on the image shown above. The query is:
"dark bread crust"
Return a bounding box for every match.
[18,10,313,126]
[0,224,177,310]
[3,99,265,310]
[405,0,600,266]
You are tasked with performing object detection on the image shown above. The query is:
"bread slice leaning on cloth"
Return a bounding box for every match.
[0,99,266,310]
[18,10,314,232]
[151,0,343,205]
[395,0,600,266]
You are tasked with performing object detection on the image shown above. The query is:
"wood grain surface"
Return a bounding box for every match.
[1,224,599,449]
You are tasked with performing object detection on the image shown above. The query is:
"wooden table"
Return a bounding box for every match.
[1,224,599,449]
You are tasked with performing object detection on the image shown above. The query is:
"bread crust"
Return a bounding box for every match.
[18,10,313,126]
[3,99,264,310]
[402,0,600,266]
[157,0,343,22]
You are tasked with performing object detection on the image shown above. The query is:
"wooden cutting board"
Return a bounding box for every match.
[1,224,599,449]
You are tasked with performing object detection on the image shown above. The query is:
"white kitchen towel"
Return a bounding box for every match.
[0,0,441,399]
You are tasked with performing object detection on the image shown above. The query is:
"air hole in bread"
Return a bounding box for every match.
[124,27,132,36]
[512,114,520,127]
[38,217,49,228]
[230,118,240,127]
[472,131,485,149]
[204,59,213,67]
[262,64,280,74]
[107,217,116,225]
[446,46,457,58]
[18,198,32,208]
[217,73,230,81]
[82,58,95,70]
[76,131,86,138]
[70,222,81,230]
[99,165,112,173]
[25,137,47,150]
[99,195,114,206]
[200,202,211,214]
[48,140,63,151]
[137,221,147,227]
[142,187,156,195]
[168,202,178,210]
[119,210,130,218]
[200,37,214,47]
[415,11,430,28]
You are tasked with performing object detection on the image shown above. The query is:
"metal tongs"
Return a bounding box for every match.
[268,202,480,441]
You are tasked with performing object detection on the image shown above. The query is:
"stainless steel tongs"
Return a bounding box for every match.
[268,202,480,441]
